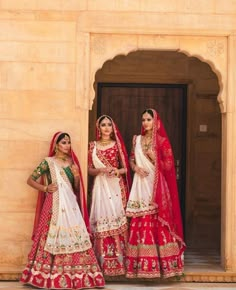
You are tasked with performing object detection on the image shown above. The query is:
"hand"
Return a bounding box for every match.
[108,168,120,178]
[47,183,58,193]
[99,167,114,176]
[134,166,149,178]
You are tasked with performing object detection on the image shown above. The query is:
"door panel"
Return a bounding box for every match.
[98,83,187,225]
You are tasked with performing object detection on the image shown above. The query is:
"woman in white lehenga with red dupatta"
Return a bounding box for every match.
[21,132,105,289]
[88,115,131,277]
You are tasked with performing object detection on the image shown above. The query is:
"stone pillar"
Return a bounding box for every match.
[222,34,236,271]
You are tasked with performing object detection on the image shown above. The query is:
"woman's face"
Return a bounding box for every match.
[57,136,71,155]
[142,112,154,132]
[99,117,113,138]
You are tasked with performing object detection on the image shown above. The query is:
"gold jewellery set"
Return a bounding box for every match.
[142,135,152,151]
[98,138,113,146]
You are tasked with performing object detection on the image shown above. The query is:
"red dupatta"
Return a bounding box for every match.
[142,109,186,253]
[96,115,132,198]
[32,131,90,239]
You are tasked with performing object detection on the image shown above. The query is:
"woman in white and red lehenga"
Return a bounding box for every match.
[21,132,105,289]
[126,108,186,279]
[88,115,131,276]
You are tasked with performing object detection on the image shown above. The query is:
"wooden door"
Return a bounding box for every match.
[97,83,187,224]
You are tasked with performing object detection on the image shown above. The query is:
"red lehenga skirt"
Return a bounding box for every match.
[92,226,128,276]
[20,194,105,289]
[126,213,184,279]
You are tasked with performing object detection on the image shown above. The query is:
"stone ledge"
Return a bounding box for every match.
[2,271,236,283]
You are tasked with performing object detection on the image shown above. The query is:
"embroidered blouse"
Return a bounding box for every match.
[31,159,75,186]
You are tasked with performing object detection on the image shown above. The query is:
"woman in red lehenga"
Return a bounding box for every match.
[21,132,105,289]
[126,108,186,279]
[88,115,131,276]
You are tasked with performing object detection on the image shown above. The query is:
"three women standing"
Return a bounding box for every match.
[88,115,131,276]
[126,108,186,279]
[22,108,185,288]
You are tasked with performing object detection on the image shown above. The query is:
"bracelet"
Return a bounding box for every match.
[43,185,48,192]
[115,169,120,177]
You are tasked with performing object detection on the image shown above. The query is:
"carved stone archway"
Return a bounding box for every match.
[78,34,227,112]
[76,32,236,276]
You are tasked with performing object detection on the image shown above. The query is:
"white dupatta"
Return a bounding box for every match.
[89,142,127,236]
[126,135,157,217]
[44,157,91,254]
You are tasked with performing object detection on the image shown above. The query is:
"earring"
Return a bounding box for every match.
[55,146,58,154]
[98,129,101,139]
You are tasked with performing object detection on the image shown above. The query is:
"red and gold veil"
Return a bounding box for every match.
[142,109,186,253]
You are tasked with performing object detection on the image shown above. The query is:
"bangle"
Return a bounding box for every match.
[115,169,120,177]
[44,185,48,192]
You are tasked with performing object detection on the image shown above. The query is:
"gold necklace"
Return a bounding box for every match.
[143,136,152,151]
[56,155,68,162]
[99,139,113,146]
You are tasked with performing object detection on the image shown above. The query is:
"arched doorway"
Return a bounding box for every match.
[89,50,222,274]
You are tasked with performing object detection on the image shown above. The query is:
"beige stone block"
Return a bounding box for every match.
[0,10,77,21]
[0,11,36,20]
[0,213,34,242]
[138,35,179,50]
[0,119,81,142]
[0,141,48,169]
[0,63,75,91]
[0,212,34,270]
[0,169,37,211]
[0,42,75,63]
[177,0,216,14]
[35,11,78,21]
[0,91,77,120]
[0,119,87,178]
[215,1,236,14]
[0,21,76,41]
[140,0,177,12]
[76,32,90,110]
[78,11,236,34]
[1,0,87,11]
[0,0,37,9]
[88,0,140,11]
[0,241,32,270]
